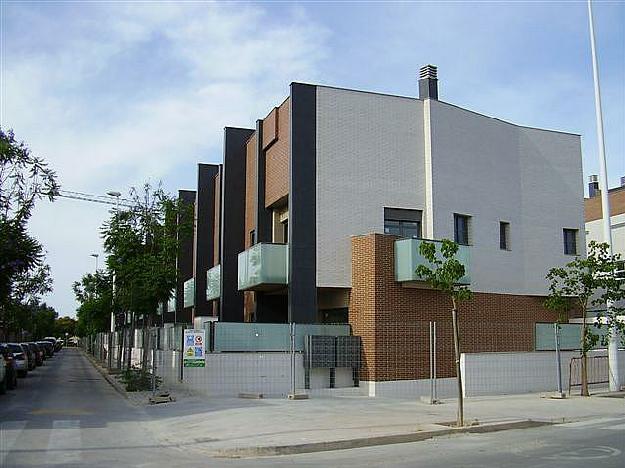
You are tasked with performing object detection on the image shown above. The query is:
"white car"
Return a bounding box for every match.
[7,344,29,377]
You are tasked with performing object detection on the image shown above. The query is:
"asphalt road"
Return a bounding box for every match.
[1,348,623,467]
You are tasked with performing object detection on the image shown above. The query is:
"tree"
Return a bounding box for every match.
[416,239,472,427]
[101,182,192,370]
[73,271,113,337]
[545,241,625,396]
[55,316,77,338]
[0,128,58,338]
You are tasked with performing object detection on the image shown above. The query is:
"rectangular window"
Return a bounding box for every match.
[249,229,256,246]
[454,214,470,245]
[563,229,577,255]
[500,222,510,250]
[384,208,422,239]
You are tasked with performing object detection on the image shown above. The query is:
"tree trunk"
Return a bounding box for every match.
[451,298,464,427]
[126,312,134,371]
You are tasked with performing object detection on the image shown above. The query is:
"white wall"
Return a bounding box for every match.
[586,213,625,257]
[461,350,625,397]
[316,86,425,287]
[429,101,584,295]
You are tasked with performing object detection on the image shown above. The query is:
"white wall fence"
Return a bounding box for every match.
[91,333,624,400]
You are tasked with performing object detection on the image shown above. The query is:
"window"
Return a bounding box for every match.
[454,214,470,245]
[384,208,422,238]
[282,221,288,243]
[499,222,510,250]
[249,229,256,246]
[563,229,577,255]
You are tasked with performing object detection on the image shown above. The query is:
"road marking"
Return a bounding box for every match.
[0,420,27,467]
[45,420,82,466]
[556,417,624,428]
[545,446,622,460]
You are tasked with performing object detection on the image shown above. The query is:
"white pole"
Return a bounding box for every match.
[587,0,620,391]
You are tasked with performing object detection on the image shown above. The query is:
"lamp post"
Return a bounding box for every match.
[107,191,121,334]
[587,0,620,392]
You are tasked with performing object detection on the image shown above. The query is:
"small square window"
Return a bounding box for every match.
[500,222,510,250]
[563,229,577,255]
[454,214,470,245]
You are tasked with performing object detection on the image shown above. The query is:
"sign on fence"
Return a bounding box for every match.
[183,329,205,367]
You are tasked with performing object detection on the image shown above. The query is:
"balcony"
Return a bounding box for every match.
[206,265,221,301]
[395,238,471,285]
[238,243,288,291]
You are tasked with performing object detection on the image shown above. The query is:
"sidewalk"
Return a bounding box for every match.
[140,389,625,457]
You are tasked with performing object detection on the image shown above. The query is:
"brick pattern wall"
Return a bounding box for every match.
[585,186,625,221]
[244,133,257,249]
[350,233,563,382]
[265,97,290,207]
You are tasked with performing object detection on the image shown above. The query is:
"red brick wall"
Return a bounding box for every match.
[350,233,563,382]
[244,133,257,249]
[265,97,290,207]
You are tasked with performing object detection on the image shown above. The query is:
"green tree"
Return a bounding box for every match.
[416,239,472,427]
[73,271,113,337]
[545,241,625,396]
[55,316,77,338]
[0,128,58,338]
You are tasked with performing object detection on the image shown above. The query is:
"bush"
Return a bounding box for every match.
[120,367,161,392]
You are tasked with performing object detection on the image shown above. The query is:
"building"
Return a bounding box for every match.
[179,65,585,391]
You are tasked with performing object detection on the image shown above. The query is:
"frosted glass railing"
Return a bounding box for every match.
[395,238,471,285]
[238,243,288,290]
[183,278,195,308]
[206,265,221,301]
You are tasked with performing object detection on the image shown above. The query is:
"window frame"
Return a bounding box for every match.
[454,213,471,246]
[499,221,510,251]
[563,228,578,256]
[384,208,423,239]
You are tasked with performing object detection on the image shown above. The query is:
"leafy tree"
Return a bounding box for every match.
[545,241,625,396]
[0,128,58,337]
[416,239,472,427]
[73,271,113,337]
[55,316,77,338]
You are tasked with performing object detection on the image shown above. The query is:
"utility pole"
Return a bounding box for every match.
[587,0,620,391]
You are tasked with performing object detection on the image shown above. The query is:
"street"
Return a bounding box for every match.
[1,348,624,467]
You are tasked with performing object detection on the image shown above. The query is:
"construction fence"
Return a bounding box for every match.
[82,321,624,400]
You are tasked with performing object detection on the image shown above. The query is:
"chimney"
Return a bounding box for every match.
[588,174,599,197]
[418,64,438,100]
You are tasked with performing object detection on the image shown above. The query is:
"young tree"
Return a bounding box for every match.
[101,182,192,369]
[545,241,625,396]
[416,239,472,427]
[73,271,113,337]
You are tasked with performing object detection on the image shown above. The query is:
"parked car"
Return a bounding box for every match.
[7,343,29,377]
[0,344,18,390]
[43,337,62,353]
[27,343,44,366]
[0,352,6,394]
[37,341,53,358]
[20,343,36,371]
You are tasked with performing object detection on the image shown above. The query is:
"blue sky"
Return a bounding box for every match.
[1,1,624,317]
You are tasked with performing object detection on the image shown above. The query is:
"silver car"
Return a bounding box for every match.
[7,343,29,377]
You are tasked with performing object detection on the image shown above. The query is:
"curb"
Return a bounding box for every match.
[81,349,128,400]
[213,419,551,458]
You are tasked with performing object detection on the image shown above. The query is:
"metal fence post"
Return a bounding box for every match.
[433,321,438,402]
[555,323,563,395]
[290,322,296,397]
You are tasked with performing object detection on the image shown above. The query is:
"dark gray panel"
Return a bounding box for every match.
[194,164,220,318]
[220,127,254,322]
[336,335,362,368]
[304,335,336,368]
[289,83,317,324]
[255,120,272,242]
[175,190,196,323]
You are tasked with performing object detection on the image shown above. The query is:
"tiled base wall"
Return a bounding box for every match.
[360,378,458,399]
[461,350,625,397]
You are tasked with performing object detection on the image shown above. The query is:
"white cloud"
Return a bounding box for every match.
[3,3,328,316]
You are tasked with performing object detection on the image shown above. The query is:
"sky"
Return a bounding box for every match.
[1,1,624,318]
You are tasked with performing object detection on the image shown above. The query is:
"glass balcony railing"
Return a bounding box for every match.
[183,278,195,308]
[206,265,221,301]
[394,238,471,285]
[238,243,288,291]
